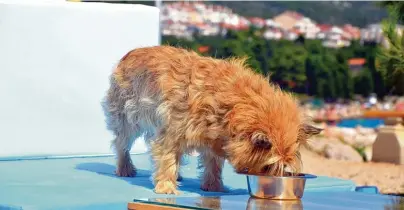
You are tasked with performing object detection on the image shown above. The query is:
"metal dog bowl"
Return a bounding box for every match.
[244,172,317,200]
[246,197,303,210]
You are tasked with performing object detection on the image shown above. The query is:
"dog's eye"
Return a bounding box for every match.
[261,165,271,173]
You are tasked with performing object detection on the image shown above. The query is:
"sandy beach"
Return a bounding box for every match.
[300,147,404,194]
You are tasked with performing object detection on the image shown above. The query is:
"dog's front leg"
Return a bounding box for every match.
[199,149,225,192]
[151,138,181,195]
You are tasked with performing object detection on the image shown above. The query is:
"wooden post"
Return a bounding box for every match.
[371,117,404,164]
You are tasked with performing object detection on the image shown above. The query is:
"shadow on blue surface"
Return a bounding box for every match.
[75,162,248,196]
[0,204,23,210]
[76,162,155,189]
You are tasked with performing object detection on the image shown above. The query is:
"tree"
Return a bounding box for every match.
[376,2,404,95]
[267,41,307,93]
[161,26,389,99]
[354,68,374,97]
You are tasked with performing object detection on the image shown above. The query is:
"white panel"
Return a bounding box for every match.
[0,1,159,157]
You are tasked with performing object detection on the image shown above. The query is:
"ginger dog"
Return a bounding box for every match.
[102,45,321,195]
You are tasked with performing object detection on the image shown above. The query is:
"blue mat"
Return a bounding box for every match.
[0,153,356,210]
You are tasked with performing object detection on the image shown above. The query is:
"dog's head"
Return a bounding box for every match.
[221,79,322,176]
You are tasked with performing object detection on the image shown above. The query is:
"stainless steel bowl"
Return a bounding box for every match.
[246,197,303,210]
[245,173,317,200]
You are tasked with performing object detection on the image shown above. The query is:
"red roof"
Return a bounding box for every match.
[341,36,350,41]
[290,28,302,35]
[221,23,248,31]
[317,24,332,32]
[342,24,361,39]
[348,58,366,66]
[198,46,210,53]
[248,17,266,25]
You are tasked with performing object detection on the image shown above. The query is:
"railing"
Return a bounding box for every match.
[362,110,404,119]
[313,110,404,123]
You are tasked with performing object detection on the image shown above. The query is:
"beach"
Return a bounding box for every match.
[300,146,404,194]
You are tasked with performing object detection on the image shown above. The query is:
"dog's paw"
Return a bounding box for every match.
[200,181,224,192]
[115,166,137,177]
[154,181,179,195]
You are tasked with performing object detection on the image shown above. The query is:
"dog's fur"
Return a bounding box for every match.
[102,45,322,195]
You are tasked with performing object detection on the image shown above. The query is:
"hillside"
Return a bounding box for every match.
[209,1,387,27]
[88,1,388,28]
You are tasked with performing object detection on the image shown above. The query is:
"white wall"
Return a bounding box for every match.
[0,0,159,157]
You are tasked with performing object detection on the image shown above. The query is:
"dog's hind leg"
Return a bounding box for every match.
[102,77,141,177]
[111,117,140,177]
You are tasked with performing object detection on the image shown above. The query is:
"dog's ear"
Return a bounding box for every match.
[251,131,272,149]
[299,124,322,140]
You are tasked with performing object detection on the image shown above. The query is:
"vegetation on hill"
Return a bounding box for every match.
[376,1,404,95]
[162,28,388,100]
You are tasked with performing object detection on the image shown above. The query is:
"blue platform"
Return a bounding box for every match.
[0,153,359,210]
[130,192,403,210]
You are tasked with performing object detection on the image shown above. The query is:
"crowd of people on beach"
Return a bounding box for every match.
[299,96,404,145]
[302,96,404,123]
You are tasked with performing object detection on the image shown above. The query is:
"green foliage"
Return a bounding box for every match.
[162,27,385,99]
[376,2,404,95]
[378,1,404,23]
[353,146,367,162]
[354,68,374,97]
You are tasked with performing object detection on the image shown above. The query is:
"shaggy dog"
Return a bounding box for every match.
[102,45,321,195]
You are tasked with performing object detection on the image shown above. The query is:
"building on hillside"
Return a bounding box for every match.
[316,24,332,40]
[265,19,280,28]
[262,19,282,40]
[342,24,361,40]
[360,23,385,44]
[161,1,249,37]
[292,17,320,39]
[360,23,403,48]
[273,11,320,40]
[283,29,299,41]
[321,26,351,48]
[160,2,365,48]
[248,17,266,28]
[263,29,283,40]
[272,11,304,31]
